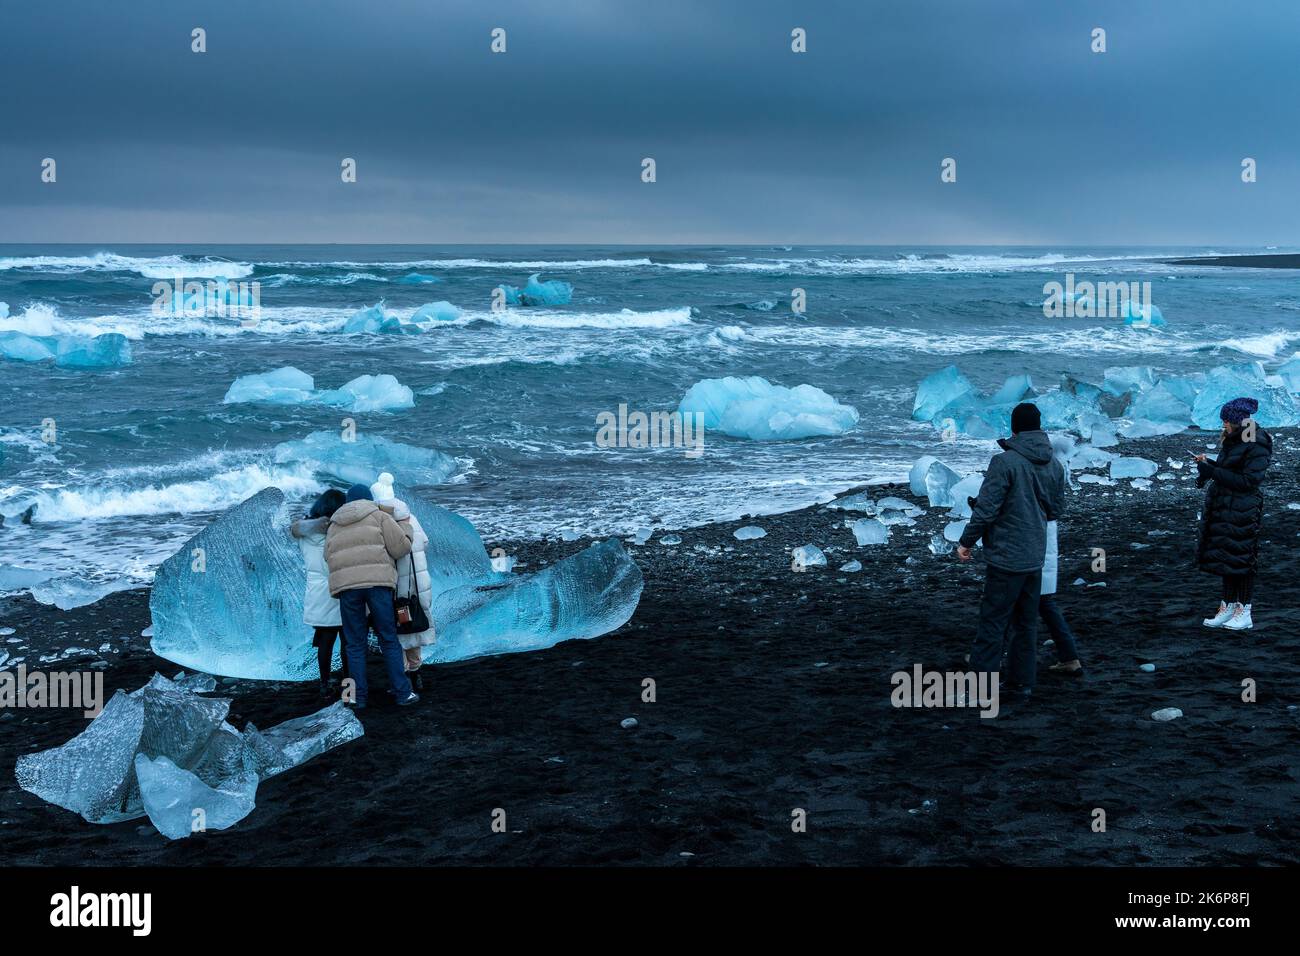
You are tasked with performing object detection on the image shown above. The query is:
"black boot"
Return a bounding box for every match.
[409,667,424,691]
[319,679,332,699]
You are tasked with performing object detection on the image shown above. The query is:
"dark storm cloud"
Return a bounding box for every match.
[1,0,1297,242]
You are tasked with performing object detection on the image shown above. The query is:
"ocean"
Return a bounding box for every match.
[2,244,1299,609]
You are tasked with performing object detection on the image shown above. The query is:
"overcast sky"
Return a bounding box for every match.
[0,0,1296,244]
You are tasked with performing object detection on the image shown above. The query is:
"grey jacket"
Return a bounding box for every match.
[959,430,1067,573]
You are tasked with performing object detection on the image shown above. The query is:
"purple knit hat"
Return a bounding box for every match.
[1219,396,1259,425]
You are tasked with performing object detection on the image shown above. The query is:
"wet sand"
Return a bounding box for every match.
[2,430,1299,866]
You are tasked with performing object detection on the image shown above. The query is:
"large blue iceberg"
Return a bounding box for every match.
[502,273,573,306]
[911,365,1033,438]
[0,331,132,368]
[14,673,362,837]
[678,375,859,440]
[149,487,644,681]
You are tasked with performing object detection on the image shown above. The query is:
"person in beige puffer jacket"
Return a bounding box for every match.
[325,483,417,709]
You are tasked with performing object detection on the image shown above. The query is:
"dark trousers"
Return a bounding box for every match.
[970,566,1041,691]
[339,587,412,705]
[1038,595,1079,663]
[1221,573,1255,605]
[313,626,347,684]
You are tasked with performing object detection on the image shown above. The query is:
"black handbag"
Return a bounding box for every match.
[394,554,430,635]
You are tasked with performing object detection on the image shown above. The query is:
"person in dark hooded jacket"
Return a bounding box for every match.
[1196,397,1272,631]
[957,402,1067,701]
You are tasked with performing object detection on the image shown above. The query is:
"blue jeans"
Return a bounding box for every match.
[1038,595,1080,663]
[969,566,1041,691]
[339,586,412,705]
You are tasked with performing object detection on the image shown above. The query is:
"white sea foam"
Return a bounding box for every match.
[3,462,320,522]
[0,253,254,279]
[1215,330,1296,358]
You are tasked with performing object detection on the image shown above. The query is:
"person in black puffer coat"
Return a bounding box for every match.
[1196,397,1272,631]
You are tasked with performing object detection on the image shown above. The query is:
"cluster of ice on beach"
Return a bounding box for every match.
[148,486,644,681]
[0,330,132,368]
[14,672,362,838]
[223,366,415,412]
[677,375,859,441]
[913,359,1300,440]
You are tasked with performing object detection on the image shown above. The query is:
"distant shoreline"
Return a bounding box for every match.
[1162,254,1300,269]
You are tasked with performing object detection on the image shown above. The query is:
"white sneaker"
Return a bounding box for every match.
[1202,602,1235,628]
[1222,604,1253,630]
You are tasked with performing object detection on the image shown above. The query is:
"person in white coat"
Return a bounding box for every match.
[290,488,347,696]
[370,473,436,690]
[1041,437,1082,674]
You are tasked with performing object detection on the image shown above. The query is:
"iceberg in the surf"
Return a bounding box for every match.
[149,486,643,680]
[1190,363,1300,429]
[1120,301,1166,329]
[315,374,415,413]
[677,375,858,440]
[223,368,414,412]
[273,431,457,487]
[912,365,976,422]
[55,333,132,368]
[912,366,1036,437]
[410,301,461,323]
[0,332,132,368]
[223,366,317,405]
[501,273,573,307]
[0,331,57,363]
[343,301,407,334]
[15,673,361,837]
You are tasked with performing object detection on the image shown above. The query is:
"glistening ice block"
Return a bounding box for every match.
[149,485,644,680]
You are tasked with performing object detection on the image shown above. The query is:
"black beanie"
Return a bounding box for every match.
[1010,402,1041,434]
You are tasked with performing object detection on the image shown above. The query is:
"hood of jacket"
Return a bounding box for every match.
[1001,429,1054,465]
[330,499,378,527]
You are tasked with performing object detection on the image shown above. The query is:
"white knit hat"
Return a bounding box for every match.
[370,472,395,502]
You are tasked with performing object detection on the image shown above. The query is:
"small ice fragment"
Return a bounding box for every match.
[1131,478,1152,490]
[0,627,14,636]
[826,492,875,514]
[619,717,639,729]
[561,530,581,542]
[943,520,968,543]
[876,496,921,515]
[838,560,862,572]
[848,518,889,546]
[791,545,827,569]
[733,526,767,540]
[1151,707,1183,722]
[660,534,682,546]
[490,552,515,573]
[631,527,653,545]
[1139,663,1156,673]
[1072,578,1086,585]
[1077,474,1116,486]
[928,534,953,556]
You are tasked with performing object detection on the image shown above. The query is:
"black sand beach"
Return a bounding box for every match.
[1162,254,1300,269]
[3,431,1299,866]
